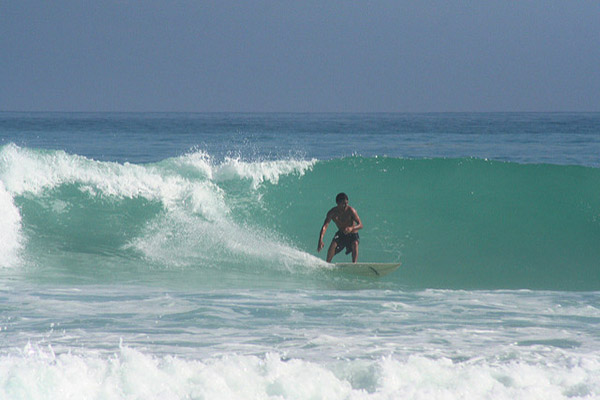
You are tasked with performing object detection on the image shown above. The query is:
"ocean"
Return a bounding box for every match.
[1,112,599,399]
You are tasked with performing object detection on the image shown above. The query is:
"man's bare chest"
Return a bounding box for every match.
[332,211,352,225]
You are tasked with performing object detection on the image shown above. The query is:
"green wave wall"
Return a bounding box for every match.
[256,157,600,290]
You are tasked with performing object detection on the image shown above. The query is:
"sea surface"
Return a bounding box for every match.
[1,112,600,399]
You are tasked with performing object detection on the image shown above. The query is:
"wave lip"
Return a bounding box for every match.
[0,144,204,208]
[175,150,317,189]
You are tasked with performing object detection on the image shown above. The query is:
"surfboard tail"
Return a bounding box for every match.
[334,262,401,277]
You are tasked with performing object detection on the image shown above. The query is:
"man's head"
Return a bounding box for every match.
[336,192,348,207]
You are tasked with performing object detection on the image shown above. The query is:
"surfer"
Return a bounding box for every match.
[317,192,363,263]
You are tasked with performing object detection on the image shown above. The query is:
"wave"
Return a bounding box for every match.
[2,144,600,290]
[2,344,598,399]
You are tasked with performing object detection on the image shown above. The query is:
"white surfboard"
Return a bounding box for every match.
[334,262,401,277]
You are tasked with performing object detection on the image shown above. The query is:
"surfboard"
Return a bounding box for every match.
[334,262,401,277]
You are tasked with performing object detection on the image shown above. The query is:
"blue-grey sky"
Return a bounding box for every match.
[2,1,599,112]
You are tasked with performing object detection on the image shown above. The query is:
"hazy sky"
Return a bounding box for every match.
[2,1,599,112]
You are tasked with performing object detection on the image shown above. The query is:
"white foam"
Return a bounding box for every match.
[1,345,598,400]
[0,180,22,268]
[173,150,214,179]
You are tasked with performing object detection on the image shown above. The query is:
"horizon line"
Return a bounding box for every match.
[2,110,599,114]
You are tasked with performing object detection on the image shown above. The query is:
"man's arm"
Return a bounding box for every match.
[317,212,332,252]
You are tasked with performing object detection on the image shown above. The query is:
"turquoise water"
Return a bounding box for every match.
[1,113,600,399]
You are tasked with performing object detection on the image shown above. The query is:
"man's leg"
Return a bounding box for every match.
[351,241,359,263]
[326,241,338,263]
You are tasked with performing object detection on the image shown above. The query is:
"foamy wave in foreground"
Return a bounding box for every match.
[2,345,598,400]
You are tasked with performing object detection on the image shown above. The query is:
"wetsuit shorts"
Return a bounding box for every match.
[332,230,360,255]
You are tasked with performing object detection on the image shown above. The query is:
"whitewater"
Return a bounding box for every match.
[1,112,600,399]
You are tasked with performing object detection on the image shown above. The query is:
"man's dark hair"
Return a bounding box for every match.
[336,192,348,203]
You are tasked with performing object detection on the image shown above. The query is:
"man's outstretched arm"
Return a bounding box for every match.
[317,214,332,252]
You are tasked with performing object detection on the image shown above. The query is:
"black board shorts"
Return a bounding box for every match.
[332,230,360,254]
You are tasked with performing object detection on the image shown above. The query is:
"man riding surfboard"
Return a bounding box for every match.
[317,193,363,263]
